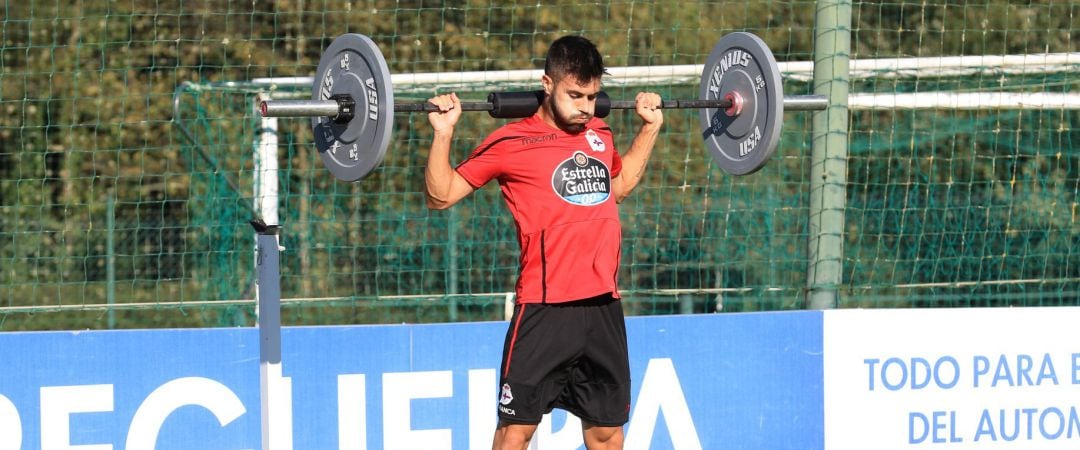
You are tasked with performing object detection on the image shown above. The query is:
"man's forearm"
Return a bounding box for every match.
[425,129,457,209]
[614,122,662,201]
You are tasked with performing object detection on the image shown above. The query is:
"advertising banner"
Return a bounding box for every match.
[0,312,821,450]
[9,306,1076,449]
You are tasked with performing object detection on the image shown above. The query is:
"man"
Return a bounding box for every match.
[424,35,662,450]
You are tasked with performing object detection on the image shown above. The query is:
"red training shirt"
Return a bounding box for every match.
[456,114,623,304]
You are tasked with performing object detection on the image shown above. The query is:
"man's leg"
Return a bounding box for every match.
[492,422,539,450]
[582,423,624,450]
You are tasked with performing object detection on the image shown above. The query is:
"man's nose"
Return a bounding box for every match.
[577,98,595,114]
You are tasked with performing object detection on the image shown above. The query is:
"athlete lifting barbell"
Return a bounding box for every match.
[260,33,826,450]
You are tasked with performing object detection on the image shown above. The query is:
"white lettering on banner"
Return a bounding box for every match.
[382,371,452,450]
[4,360,700,448]
[337,370,496,450]
[125,377,246,450]
[625,358,702,450]
[337,374,366,450]
[41,384,114,450]
[0,393,22,450]
[468,369,497,450]
[262,363,294,450]
[332,361,698,449]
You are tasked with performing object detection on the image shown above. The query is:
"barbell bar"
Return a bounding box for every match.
[259,32,829,182]
[260,92,828,122]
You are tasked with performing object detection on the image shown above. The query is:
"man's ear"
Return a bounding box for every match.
[541,74,553,95]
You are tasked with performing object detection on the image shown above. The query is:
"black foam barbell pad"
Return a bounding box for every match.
[486,90,613,119]
[487,90,544,119]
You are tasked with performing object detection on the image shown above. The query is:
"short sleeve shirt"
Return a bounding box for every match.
[456,114,623,304]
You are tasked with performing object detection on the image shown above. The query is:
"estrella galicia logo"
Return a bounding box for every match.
[551,151,611,205]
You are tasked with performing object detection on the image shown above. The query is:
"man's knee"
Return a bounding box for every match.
[583,423,624,449]
[493,422,538,450]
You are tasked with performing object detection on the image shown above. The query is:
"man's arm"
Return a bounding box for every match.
[425,93,476,210]
[611,92,663,203]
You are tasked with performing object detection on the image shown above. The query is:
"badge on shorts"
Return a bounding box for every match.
[500,383,514,405]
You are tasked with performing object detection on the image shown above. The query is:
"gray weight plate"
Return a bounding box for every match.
[699,32,784,176]
[311,34,394,182]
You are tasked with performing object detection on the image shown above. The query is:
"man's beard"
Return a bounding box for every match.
[550,97,590,134]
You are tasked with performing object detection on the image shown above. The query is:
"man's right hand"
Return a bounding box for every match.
[428,93,462,132]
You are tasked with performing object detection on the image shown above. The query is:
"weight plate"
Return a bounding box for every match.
[698,32,784,176]
[311,34,394,182]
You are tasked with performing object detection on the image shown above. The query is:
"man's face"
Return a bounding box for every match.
[543,74,601,134]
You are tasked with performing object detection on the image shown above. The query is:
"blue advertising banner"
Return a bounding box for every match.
[0,311,823,449]
[0,328,260,450]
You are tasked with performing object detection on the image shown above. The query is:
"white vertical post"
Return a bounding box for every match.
[504,293,515,321]
[256,93,280,227]
[254,94,292,450]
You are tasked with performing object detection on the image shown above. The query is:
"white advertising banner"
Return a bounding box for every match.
[824,307,1080,449]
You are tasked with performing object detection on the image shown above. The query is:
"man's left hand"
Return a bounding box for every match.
[635,92,664,127]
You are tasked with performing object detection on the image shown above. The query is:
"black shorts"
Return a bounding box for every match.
[496,293,631,426]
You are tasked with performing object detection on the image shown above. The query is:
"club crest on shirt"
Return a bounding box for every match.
[585,129,606,152]
[551,151,611,206]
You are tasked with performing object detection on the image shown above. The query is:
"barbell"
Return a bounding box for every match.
[260,32,829,182]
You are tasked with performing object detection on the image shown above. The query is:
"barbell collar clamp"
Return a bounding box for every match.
[724,92,744,117]
[330,94,355,124]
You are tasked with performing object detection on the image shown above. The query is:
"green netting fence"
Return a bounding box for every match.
[1,1,1077,330]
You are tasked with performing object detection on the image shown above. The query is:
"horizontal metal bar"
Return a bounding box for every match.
[260,94,829,118]
[393,94,829,112]
[612,95,826,111]
[260,99,340,118]
[608,99,734,110]
[395,98,743,112]
[392,102,499,113]
[784,95,829,111]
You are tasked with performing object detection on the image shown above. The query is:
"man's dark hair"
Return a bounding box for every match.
[544,35,608,83]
